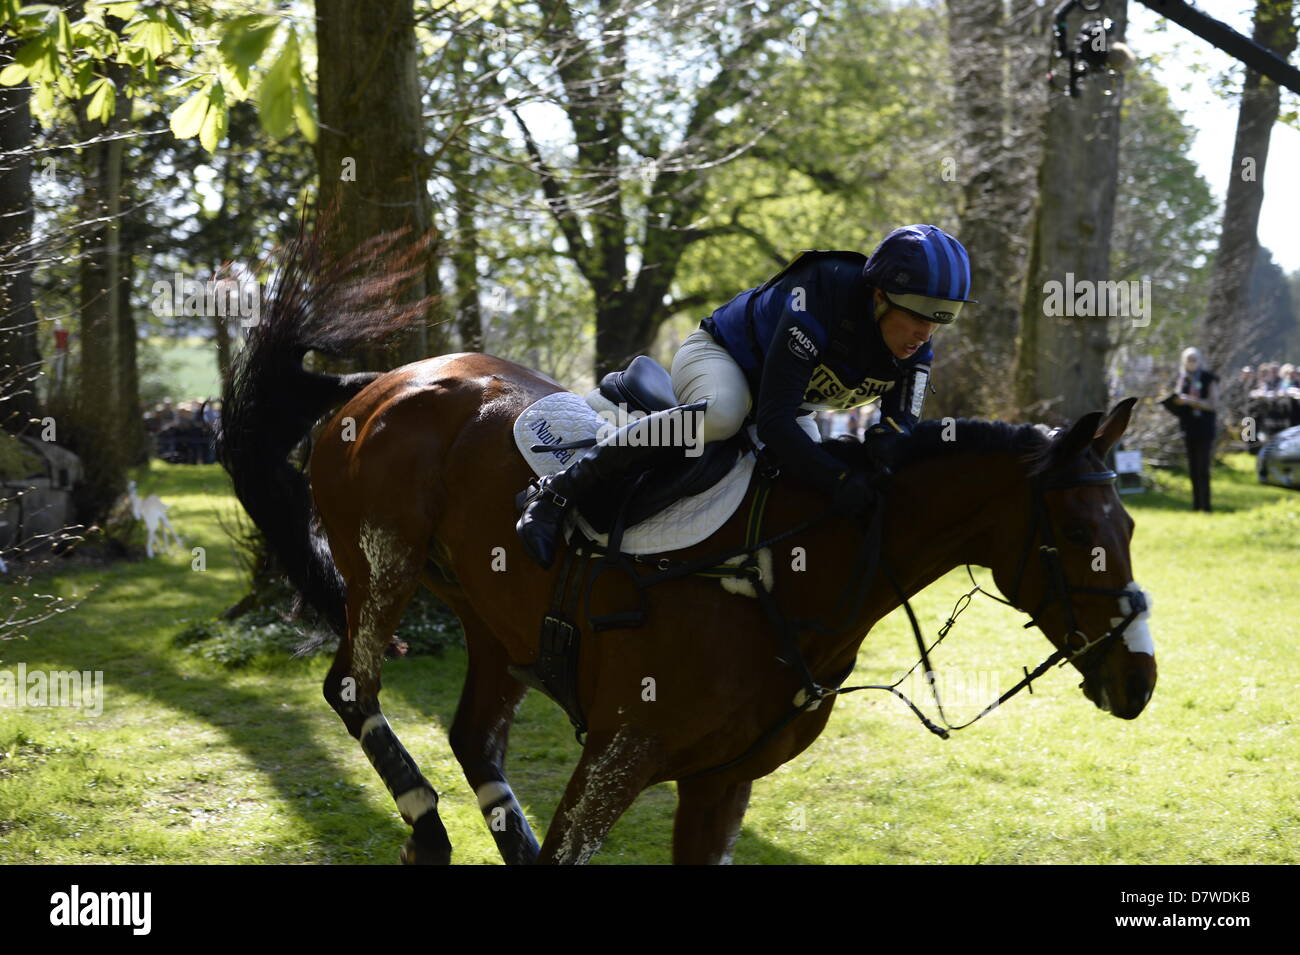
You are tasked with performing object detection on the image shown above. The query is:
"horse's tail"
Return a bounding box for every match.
[217,215,431,637]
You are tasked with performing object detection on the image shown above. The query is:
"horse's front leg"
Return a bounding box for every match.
[671,776,753,864]
[536,727,659,864]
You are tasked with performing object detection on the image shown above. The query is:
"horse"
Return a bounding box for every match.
[219,224,1157,865]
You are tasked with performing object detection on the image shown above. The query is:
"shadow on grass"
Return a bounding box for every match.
[1,466,403,862]
[380,649,816,864]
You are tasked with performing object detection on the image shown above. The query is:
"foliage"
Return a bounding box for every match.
[1,0,317,150]
[0,428,42,479]
[669,0,956,338]
[174,585,464,669]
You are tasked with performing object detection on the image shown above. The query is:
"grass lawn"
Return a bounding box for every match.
[142,336,222,403]
[1,455,1296,864]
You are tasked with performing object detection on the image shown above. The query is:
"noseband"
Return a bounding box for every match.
[995,466,1148,675]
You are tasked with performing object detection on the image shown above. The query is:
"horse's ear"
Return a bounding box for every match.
[1053,410,1107,463]
[1091,397,1138,458]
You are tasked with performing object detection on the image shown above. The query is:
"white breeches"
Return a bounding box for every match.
[670,328,820,444]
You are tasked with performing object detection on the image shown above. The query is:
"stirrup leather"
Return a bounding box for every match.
[516,473,568,512]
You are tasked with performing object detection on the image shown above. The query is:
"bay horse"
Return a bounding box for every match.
[219,225,1157,865]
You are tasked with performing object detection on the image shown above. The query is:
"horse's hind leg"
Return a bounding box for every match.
[671,776,753,864]
[537,728,659,864]
[324,522,452,864]
[446,607,540,865]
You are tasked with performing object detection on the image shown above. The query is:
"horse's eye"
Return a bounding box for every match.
[1065,526,1089,545]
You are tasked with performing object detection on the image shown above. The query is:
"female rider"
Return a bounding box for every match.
[517,224,976,569]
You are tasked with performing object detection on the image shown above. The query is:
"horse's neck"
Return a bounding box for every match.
[876,453,1025,613]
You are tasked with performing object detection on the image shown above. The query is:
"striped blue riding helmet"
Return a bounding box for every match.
[862,224,976,324]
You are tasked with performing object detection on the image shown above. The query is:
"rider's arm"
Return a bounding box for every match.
[755,310,854,498]
[878,341,934,432]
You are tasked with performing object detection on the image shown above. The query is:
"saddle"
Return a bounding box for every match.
[560,355,748,535]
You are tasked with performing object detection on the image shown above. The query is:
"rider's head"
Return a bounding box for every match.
[863,225,975,360]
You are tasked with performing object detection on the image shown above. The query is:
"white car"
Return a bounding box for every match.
[1257,424,1300,489]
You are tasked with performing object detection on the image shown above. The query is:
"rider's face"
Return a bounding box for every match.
[875,289,940,360]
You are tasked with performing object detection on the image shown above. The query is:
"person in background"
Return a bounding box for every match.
[1278,363,1297,392]
[1173,346,1218,513]
[1253,363,1280,396]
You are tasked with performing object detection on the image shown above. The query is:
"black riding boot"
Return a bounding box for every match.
[516,403,705,569]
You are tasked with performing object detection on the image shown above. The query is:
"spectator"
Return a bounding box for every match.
[1279,363,1298,392]
[1253,363,1281,396]
[1172,346,1218,513]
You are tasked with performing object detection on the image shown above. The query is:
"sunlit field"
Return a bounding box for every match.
[1,456,1295,864]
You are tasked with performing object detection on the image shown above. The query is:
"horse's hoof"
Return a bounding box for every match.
[400,834,451,865]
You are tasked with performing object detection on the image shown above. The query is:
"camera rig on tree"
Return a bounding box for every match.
[1049,0,1300,99]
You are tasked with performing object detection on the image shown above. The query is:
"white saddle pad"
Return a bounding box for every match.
[512,391,755,555]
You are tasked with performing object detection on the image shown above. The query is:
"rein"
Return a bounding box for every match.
[662,460,1147,781]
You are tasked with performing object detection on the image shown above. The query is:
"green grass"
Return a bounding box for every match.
[0,456,1296,864]
[143,336,221,402]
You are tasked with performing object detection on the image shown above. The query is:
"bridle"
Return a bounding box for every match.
[992,463,1148,674]
[846,460,1151,741]
[681,456,1152,779]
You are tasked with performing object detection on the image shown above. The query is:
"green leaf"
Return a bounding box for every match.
[87,75,115,123]
[293,83,317,143]
[34,81,53,112]
[161,6,189,41]
[0,63,28,86]
[129,20,172,59]
[55,11,73,50]
[257,33,298,140]
[55,64,76,98]
[199,81,227,152]
[100,2,141,18]
[219,16,279,71]
[14,37,48,69]
[170,81,211,140]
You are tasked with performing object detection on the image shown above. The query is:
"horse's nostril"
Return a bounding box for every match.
[1126,670,1153,714]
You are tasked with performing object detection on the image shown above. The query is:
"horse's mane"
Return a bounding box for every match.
[824,417,1059,477]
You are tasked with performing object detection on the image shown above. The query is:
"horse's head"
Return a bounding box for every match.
[990,398,1156,719]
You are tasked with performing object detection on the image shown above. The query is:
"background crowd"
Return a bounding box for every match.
[143,398,220,464]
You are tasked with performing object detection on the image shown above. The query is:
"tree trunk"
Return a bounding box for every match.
[940,0,1049,419]
[0,31,42,433]
[1015,2,1128,424]
[1200,0,1297,375]
[315,0,442,369]
[74,85,128,519]
[117,219,147,466]
[523,0,794,380]
[446,34,482,353]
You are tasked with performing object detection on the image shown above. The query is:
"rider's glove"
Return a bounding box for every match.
[864,417,907,475]
[832,470,876,520]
